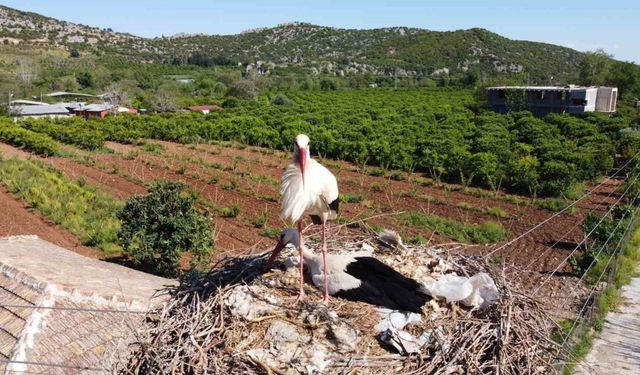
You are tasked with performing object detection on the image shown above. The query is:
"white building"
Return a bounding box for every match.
[11,104,72,120]
[487,85,618,116]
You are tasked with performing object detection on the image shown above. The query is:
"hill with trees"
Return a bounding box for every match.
[0,5,586,83]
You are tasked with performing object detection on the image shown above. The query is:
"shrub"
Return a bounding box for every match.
[227,80,259,100]
[117,181,213,276]
[271,93,293,106]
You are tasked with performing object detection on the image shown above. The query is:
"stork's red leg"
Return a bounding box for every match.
[295,221,305,303]
[321,222,332,304]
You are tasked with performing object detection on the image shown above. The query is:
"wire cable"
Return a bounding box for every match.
[0,358,106,372]
[532,174,640,296]
[485,153,639,258]
[516,163,640,277]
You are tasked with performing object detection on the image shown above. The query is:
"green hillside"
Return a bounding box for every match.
[1,5,582,82]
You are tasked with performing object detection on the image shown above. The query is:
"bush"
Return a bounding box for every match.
[117,181,213,276]
[227,80,259,100]
[271,93,293,106]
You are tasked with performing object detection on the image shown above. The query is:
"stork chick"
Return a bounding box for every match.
[265,228,430,313]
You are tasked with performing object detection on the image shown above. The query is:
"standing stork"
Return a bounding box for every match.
[279,134,339,303]
[265,228,429,312]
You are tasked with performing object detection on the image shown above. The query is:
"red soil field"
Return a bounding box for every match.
[0,140,622,300]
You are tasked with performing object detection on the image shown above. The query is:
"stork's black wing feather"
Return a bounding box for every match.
[334,256,429,313]
[329,198,339,213]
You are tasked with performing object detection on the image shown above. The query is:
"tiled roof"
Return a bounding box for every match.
[0,236,175,373]
[0,271,42,365]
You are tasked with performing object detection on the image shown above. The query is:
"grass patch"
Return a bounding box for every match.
[487,206,510,219]
[405,235,427,245]
[563,182,587,201]
[0,157,122,254]
[415,177,434,186]
[339,193,363,203]
[248,211,268,228]
[536,197,573,212]
[261,227,280,238]
[367,168,385,177]
[456,202,475,211]
[140,142,166,154]
[399,211,506,244]
[389,171,405,181]
[220,203,241,218]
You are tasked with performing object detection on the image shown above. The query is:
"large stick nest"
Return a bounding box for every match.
[115,235,560,374]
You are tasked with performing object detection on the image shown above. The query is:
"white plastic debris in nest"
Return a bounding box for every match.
[376,309,428,354]
[422,272,499,309]
[224,284,281,320]
[248,319,330,375]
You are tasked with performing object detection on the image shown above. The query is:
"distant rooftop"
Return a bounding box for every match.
[80,103,115,112]
[45,91,95,98]
[13,104,70,116]
[487,85,598,91]
[9,99,47,106]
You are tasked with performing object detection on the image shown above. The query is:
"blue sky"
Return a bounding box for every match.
[5,0,639,63]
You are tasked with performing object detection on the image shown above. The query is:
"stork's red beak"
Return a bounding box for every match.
[299,148,307,186]
[264,240,286,270]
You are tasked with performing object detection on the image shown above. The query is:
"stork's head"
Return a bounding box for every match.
[264,228,300,270]
[294,134,310,184]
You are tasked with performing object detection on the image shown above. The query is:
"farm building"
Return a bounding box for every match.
[74,103,116,118]
[187,105,223,114]
[0,236,173,374]
[487,85,618,116]
[10,104,71,120]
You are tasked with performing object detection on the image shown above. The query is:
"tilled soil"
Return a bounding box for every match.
[0,140,623,305]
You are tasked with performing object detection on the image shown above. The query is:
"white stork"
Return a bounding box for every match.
[279,134,339,303]
[265,228,430,313]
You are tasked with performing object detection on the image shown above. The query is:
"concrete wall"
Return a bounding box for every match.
[596,87,618,112]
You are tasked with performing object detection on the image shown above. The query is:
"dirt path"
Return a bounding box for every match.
[575,264,640,374]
